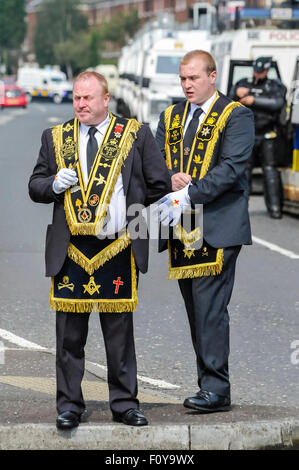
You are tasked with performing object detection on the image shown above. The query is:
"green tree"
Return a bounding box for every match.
[123,9,140,42]
[54,31,97,78]
[0,0,26,73]
[100,9,140,48]
[88,30,100,68]
[34,0,88,68]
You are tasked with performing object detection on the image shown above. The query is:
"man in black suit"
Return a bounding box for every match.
[29,71,171,429]
[155,50,254,413]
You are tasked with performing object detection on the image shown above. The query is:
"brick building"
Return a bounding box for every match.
[81,0,197,25]
[24,0,273,54]
[24,0,208,53]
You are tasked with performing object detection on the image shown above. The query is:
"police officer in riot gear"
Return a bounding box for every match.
[229,57,287,219]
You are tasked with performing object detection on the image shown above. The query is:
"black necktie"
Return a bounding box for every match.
[87,127,98,176]
[183,108,203,156]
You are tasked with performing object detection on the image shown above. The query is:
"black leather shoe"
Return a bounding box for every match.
[184,390,231,413]
[113,408,148,426]
[268,204,282,219]
[56,411,81,430]
[269,208,282,219]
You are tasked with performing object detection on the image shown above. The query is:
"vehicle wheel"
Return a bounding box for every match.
[53,94,62,104]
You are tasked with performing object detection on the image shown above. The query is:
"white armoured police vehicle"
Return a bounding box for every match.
[115,4,215,132]
[210,5,299,214]
[17,65,73,104]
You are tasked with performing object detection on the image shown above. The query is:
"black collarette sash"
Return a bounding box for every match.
[51,114,141,236]
[164,92,242,279]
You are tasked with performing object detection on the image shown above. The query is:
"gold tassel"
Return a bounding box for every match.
[49,298,138,313]
[164,105,175,170]
[67,232,131,275]
[200,102,242,179]
[168,249,224,280]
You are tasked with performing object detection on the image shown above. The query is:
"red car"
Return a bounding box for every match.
[0,82,27,109]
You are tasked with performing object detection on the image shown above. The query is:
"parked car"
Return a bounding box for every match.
[0,82,27,109]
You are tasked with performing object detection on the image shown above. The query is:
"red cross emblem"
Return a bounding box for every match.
[113,276,124,294]
[171,199,180,207]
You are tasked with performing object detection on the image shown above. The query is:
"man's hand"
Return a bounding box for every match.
[52,168,78,194]
[240,95,254,106]
[236,87,250,99]
[171,172,192,191]
[154,184,191,227]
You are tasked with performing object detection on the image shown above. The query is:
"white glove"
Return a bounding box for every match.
[52,168,78,194]
[154,184,191,227]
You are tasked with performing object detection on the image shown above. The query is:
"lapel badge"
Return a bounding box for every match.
[114,123,124,138]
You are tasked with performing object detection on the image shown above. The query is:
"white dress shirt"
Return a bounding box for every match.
[177,93,216,209]
[183,92,217,137]
[79,114,127,236]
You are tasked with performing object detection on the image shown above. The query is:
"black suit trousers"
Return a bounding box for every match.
[56,311,139,415]
[178,245,241,398]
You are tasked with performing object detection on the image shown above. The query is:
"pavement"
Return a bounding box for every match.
[0,348,299,451]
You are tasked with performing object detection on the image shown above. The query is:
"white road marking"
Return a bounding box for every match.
[252,236,299,260]
[30,103,47,113]
[0,329,46,350]
[87,361,179,390]
[0,329,180,390]
[47,117,61,123]
[0,108,27,126]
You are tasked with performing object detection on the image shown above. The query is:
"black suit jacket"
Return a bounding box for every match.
[156,95,255,249]
[29,119,171,277]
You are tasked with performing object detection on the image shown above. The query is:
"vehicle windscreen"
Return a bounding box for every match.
[50,77,63,83]
[231,64,279,85]
[156,56,182,74]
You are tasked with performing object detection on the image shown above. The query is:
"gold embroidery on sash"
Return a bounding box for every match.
[164,95,242,279]
[52,115,142,236]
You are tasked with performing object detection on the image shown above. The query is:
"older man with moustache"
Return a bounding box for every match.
[29,71,171,429]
